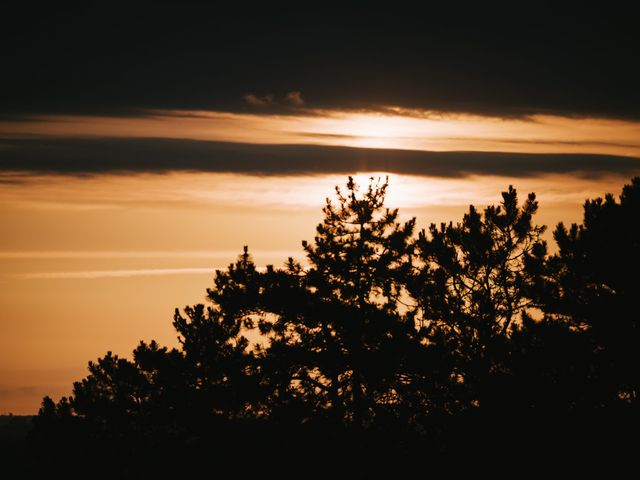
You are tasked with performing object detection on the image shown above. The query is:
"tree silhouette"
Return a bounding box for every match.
[539,177,640,404]
[409,186,546,410]
[27,175,640,476]
[208,177,417,428]
[172,303,258,418]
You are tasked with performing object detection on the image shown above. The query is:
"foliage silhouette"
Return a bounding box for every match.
[536,177,640,404]
[28,175,640,477]
[208,177,417,428]
[410,186,547,412]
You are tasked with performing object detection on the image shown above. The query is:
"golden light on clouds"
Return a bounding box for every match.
[1,109,640,157]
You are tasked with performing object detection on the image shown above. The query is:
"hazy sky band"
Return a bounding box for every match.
[0,250,296,259]
[12,268,220,280]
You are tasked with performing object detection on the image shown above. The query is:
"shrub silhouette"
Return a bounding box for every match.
[29,176,640,476]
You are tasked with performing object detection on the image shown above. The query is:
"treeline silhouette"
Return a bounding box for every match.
[28,177,640,477]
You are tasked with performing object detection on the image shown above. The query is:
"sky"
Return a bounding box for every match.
[1,2,639,414]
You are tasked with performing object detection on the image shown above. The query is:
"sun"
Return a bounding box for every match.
[297,111,434,150]
[338,114,420,149]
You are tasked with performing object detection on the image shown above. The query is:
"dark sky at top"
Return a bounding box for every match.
[2,2,638,119]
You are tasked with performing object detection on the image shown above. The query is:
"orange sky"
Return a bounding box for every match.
[1,109,640,414]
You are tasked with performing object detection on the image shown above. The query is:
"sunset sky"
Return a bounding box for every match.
[1,3,639,414]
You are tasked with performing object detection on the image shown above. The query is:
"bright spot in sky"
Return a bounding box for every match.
[2,109,640,157]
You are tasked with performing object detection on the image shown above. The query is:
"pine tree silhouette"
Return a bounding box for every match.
[27,176,640,477]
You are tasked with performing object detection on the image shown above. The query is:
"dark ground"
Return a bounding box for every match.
[0,415,32,475]
[1,411,637,479]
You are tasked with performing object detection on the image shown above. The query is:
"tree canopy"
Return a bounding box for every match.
[29,175,640,477]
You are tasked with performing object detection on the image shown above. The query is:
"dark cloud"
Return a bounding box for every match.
[0,3,638,119]
[1,137,638,178]
[444,138,640,149]
[284,91,305,107]
[294,133,361,140]
[243,94,275,108]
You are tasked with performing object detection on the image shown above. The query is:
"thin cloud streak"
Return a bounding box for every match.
[12,266,271,280]
[0,249,296,260]
[13,267,219,280]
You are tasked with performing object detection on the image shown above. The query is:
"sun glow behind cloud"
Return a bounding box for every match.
[2,109,640,157]
[0,171,627,213]
[0,169,629,286]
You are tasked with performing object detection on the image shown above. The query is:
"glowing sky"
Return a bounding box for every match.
[1,4,640,415]
[2,110,640,156]
[1,163,637,413]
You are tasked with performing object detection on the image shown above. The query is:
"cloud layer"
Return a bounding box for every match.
[1,137,639,178]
